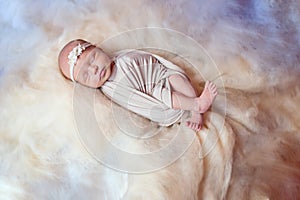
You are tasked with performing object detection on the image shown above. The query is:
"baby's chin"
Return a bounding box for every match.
[95,79,107,88]
[96,80,106,88]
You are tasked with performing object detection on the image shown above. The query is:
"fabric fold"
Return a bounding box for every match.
[101,49,188,126]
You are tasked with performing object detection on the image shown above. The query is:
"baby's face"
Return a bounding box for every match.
[73,46,113,88]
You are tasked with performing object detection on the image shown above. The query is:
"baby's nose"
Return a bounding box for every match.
[89,65,98,74]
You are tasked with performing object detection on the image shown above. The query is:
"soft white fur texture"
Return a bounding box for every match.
[0,0,300,199]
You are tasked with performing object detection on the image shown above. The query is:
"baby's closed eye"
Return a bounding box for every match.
[90,55,95,64]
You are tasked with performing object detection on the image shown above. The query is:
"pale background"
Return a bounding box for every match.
[0,0,299,199]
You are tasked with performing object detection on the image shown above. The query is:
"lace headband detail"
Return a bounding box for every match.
[68,43,92,82]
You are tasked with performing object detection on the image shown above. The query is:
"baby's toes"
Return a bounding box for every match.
[209,83,216,91]
[204,81,210,90]
[186,121,202,131]
[186,121,194,129]
[210,87,218,96]
[189,122,194,129]
[212,87,217,94]
[209,81,216,90]
[185,121,191,127]
[193,122,198,130]
[196,124,202,131]
[212,89,218,97]
[195,123,201,131]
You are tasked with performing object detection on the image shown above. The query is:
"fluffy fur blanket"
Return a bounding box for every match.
[0,0,299,199]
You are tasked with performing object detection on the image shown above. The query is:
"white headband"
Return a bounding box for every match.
[67,43,92,82]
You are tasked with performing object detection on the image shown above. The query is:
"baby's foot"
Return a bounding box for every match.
[196,81,218,113]
[186,111,203,131]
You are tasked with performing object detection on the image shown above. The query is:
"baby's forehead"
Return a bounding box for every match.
[63,42,93,62]
[65,42,80,54]
[59,42,77,62]
[58,42,80,75]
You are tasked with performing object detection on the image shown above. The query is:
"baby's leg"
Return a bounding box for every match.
[196,81,218,113]
[168,74,196,98]
[168,74,203,131]
[169,75,218,113]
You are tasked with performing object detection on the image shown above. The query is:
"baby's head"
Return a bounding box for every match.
[58,39,113,88]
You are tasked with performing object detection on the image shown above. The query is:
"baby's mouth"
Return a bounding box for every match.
[99,68,106,80]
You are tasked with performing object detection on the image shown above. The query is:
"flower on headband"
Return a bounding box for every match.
[68,44,85,67]
[68,43,90,82]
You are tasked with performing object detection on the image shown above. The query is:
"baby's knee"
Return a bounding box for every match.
[169,74,190,87]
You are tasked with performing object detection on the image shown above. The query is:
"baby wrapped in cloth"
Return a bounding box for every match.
[101,50,188,126]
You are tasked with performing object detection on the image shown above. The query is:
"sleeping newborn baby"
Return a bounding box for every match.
[58,39,218,131]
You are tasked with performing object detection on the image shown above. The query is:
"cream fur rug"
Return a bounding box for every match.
[0,0,300,199]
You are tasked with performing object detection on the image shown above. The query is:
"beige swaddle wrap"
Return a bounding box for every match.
[101,50,189,126]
